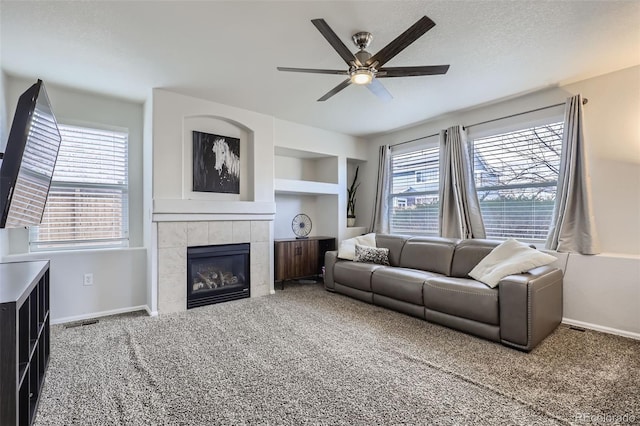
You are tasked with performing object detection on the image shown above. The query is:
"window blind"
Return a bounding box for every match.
[389,146,439,236]
[5,105,60,227]
[471,122,563,241]
[30,124,129,250]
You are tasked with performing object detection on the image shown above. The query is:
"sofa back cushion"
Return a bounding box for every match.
[399,237,458,276]
[376,234,409,267]
[450,239,502,278]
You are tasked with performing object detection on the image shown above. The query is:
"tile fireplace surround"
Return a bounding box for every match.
[156,220,272,313]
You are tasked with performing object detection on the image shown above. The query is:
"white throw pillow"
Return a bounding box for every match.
[337,233,377,260]
[469,239,557,288]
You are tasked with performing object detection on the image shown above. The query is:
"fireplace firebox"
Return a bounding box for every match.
[186,243,250,309]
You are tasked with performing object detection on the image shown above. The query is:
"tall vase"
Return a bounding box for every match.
[347,217,356,227]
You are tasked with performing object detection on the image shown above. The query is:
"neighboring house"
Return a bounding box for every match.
[391,150,498,208]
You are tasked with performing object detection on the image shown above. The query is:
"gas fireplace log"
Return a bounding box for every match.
[196,272,217,289]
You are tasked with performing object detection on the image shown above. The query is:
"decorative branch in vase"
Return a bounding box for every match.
[347,166,359,227]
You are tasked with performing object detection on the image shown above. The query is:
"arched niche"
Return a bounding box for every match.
[182,115,255,202]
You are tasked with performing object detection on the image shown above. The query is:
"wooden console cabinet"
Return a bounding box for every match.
[0,261,50,426]
[274,237,335,287]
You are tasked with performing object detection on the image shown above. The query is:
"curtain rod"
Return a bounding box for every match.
[390,97,588,148]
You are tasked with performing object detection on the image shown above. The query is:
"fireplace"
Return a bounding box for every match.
[186,243,250,309]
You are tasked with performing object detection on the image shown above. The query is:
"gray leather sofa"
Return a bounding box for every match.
[324,234,563,351]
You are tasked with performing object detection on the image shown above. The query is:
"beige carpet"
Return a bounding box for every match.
[34,283,639,425]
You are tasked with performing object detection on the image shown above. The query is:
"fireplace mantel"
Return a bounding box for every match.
[153,199,276,222]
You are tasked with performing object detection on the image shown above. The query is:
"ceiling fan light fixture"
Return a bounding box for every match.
[277,16,448,101]
[351,69,373,85]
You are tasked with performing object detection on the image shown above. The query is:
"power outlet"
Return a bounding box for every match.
[83,273,94,286]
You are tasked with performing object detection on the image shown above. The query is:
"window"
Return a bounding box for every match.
[389,146,439,236]
[415,169,437,183]
[470,122,563,241]
[30,124,129,250]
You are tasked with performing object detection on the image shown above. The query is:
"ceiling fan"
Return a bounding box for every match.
[277,16,450,102]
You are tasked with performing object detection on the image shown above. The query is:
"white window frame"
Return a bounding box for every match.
[388,139,440,236]
[29,121,130,251]
[469,118,564,243]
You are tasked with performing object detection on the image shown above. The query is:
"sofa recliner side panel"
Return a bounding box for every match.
[499,266,564,350]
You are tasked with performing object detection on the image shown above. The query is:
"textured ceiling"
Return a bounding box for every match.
[1,1,639,137]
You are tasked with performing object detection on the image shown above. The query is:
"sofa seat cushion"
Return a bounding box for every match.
[372,267,439,305]
[334,261,383,292]
[423,276,499,325]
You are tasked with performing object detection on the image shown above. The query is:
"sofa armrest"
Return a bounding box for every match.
[499,265,563,351]
[324,250,338,291]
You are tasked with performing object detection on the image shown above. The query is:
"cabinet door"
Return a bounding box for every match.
[295,240,318,278]
[275,240,320,280]
[274,241,293,281]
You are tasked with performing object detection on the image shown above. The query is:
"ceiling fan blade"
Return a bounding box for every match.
[366,16,436,68]
[367,79,393,102]
[318,78,352,102]
[311,19,358,66]
[377,65,450,77]
[277,67,349,75]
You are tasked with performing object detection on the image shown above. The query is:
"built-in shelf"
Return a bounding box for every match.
[274,148,338,184]
[274,178,340,196]
[274,146,368,244]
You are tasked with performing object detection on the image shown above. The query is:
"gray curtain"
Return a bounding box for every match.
[546,94,600,254]
[438,126,486,239]
[370,144,391,234]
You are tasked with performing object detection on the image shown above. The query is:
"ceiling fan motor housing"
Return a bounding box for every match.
[352,32,373,50]
[354,50,373,67]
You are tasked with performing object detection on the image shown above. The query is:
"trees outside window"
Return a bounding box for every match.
[470,122,564,241]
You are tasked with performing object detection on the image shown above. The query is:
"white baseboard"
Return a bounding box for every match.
[562,318,640,341]
[145,305,158,317]
[51,305,150,325]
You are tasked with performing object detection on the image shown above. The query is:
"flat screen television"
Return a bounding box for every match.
[0,80,61,228]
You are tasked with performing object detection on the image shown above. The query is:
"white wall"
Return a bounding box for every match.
[366,66,640,338]
[274,118,369,241]
[150,89,279,311]
[4,248,147,324]
[274,194,318,239]
[1,74,147,322]
[152,89,274,205]
[143,92,155,314]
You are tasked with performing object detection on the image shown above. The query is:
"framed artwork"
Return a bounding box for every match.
[192,131,240,194]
